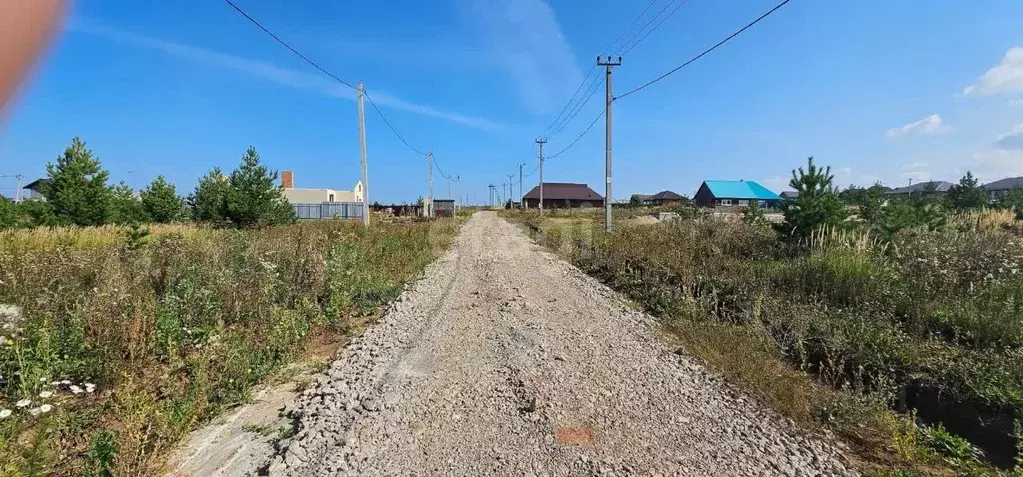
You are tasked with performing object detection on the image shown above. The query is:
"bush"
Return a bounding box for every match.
[780,156,847,239]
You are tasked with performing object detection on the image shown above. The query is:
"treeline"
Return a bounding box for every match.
[0,137,295,229]
[777,158,1019,239]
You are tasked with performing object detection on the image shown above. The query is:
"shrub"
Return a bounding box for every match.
[780,156,847,239]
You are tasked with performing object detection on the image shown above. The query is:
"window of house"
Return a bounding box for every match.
[329,193,335,202]
[738,199,749,206]
[720,199,732,206]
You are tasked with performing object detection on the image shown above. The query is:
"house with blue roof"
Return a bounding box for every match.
[693,180,780,208]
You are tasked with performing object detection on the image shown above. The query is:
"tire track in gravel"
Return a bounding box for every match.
[262,212,853,476]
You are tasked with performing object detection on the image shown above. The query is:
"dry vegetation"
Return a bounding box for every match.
[503,208,1023,476]
[0,219,459,475]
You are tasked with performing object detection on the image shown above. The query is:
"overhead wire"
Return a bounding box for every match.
[618,0,691,56]
[616,0,792,100]
[225,0,431,158]
[546,108,606,160]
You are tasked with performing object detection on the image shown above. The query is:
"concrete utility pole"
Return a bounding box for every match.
[14,174,22,203]
[518,163,525,210]
[357,82,370,225]
[456,175,461,214]
[427,150,434,217]
[535,139,546,214]
[507,174,514,207]
[447,176,452,201]
[598,55,621,233]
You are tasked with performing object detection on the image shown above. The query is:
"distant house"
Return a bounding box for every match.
[280,170,363,204]
[693,180,780,208]
[982,177,1023,201]
[887,181,954,195]
[522,182,604,208]
[640,190,687,206]
[780,191,799,200]
[22,178,49,201]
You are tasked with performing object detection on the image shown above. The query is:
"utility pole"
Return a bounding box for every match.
[357,82,370,225]
[507,174,514,207]
[14,174,22,203]
[427,150,434,217]
[518,163,525,210]
[535,139,546,214]
[598,55,621,233]
[456,175,461,214]
[447,176,452,201]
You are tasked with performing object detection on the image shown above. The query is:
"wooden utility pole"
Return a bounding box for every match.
[357,82,370,225]
[535,139,546,214]
[598,56,621,233]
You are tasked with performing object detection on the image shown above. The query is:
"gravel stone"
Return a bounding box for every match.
[265,212,849,475]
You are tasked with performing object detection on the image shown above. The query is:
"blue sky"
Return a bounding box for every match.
[3,0,1023,203]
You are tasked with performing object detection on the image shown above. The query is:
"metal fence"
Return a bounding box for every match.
[292,202,364,220]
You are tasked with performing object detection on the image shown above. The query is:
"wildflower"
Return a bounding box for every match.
[39,404,52,413]
[15,399,31,408]
[69,385,83,394]
[50,381,61,386]
[59,380,70,385]
[39,391,53,398]
[0,409,10,419]
[84,383,96,393]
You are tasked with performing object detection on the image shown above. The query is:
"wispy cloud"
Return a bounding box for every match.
[899,160,931,181]
[456,0,583,114]
[885,114,950,140]
[994,123,1023,151]
[963,47,1023,97]
[901,161,930,170]
[1010,99,1023,106]
[67,19,502,131]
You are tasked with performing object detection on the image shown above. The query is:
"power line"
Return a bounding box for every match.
[603,0,661,55]
[615,0,682,56]
[537,66,599,139]
[618,0,691,56]
[547,108,606,160]
[617,0,793,100]
[226,0,430,158]
[546,76,605,140]
[224,0,356,91]
[363,91,428,156]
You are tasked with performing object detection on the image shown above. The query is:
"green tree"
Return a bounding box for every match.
[43,138,111,226]
[742,200,766,225]
[948,171,988,210]
[0,197,15,229]
[998,187,1023,220]
[189,167,228,223]
[225,147,295,227]
[14,200,57,228]
[108,182,149,224]
[780,156,847,238]
[629,194,643,208]
[140,175,183,223]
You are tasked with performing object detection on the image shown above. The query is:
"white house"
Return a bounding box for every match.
[280,170,363,203]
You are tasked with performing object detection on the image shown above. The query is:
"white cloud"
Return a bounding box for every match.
[971,149,1023,178]
[963,47,1023,96]
[841,166,852,176]
[68,20,502,131]
[886,114,950,139]
[899,161,931,181]
[994,123,1023,151]
[901,161,930,170]
[456,0,583,114]
[1010,99,1023,106]
[762,176,790,192]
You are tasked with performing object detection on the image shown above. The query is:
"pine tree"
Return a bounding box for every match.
[43,138,112,226]
[225,147,295,227]
[189,167,228,224]
[780,156,847,238]
[140,175,183,223]
[948,171,989,210]
[108,181,149,224]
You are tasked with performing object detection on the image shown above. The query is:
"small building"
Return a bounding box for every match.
[433,199,456,217]
[780,191,799,200]
[982,177,1023,201]
[280,170,363,204]
[22,178,49,200]
[693,180,780,208]
[641,190,687,206]
[887,181,954,195]
[522,182,604,209]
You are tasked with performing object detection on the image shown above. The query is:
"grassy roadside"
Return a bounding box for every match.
[502,208,1021,476]
[0,218,460,476]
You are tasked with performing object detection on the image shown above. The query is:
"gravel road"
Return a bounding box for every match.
[265,212,849,476]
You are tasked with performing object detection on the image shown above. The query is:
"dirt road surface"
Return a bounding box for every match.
[264,212,849,476]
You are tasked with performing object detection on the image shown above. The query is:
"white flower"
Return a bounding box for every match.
[38,391,53,398]
[50,381,60,386]
[59,380,70,385]
[84,383,96,393]
[39,404,52,413]
[15,399,31,408]
[69,385,83,394]
[0,409,11,419]
[28,406,43,416]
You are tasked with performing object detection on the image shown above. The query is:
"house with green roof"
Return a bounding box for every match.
[693,180,780,208]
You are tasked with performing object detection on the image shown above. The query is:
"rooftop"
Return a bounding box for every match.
[702,180,780,200]
[523,182,603,201]
[888,181,954,194]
